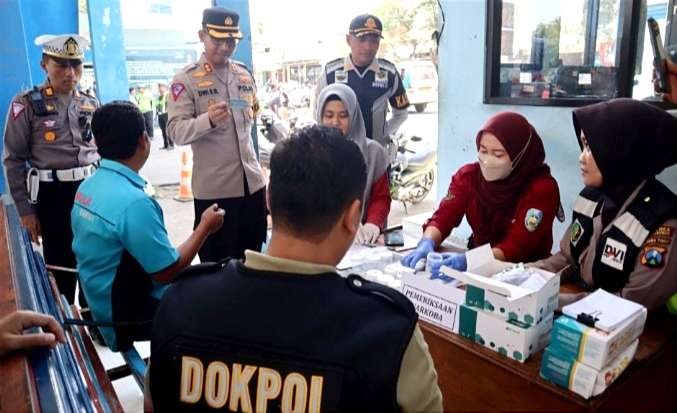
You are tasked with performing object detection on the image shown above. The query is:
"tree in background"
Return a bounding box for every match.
[376,0,438,61]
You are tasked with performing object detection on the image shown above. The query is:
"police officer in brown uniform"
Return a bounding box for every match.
[3,34,99,303]
[168,8,267,262]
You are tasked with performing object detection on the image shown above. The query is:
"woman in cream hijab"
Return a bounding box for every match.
[315,84,391,244]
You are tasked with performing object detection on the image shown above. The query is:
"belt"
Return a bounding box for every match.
[37,164,96,182]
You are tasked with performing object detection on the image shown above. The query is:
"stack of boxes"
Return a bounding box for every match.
[441,245,560,363]
[539,302,647,399]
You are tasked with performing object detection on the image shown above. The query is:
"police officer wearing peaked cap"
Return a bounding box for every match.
[316,14,410,147]
[167,8,267,262]
[3,34,99,304]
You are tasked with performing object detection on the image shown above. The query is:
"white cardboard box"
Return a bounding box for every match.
[441,244,560,326]
[401,272,466,333]
[458,304,553,363]
[548,309,647,370]
[540,339,639,399]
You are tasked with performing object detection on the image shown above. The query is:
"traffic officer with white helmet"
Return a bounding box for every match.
[317,14,410,147]
[3,34,98,303]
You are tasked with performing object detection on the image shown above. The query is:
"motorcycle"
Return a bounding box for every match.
[388,133,437,212]
[257,110,311,168]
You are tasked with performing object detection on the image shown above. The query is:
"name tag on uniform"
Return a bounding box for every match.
[335,70,348,83]
[229,98,249,109]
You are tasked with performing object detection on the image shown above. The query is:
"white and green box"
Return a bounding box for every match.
[458,304,553,363]
[540,339,638,399]
[442,245,560,327]
[548,310,646,370]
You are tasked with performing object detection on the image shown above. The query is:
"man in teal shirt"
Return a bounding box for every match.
[71,101,224,351]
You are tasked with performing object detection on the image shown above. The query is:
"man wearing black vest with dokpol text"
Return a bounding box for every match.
[149,125,443,412]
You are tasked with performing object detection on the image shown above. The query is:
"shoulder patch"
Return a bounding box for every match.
[11,101,25,119]
[524,208,544,232]
[641,246,666,268]
[640,225,673,268]
[170,82,186,101]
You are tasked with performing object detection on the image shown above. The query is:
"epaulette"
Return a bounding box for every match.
[78,88,97,100]
[345,274,417,319]
[183,62,201,73]
[325,57,344,73]
[175,258,232,280]
[231,59,252,73]
[377,58,398,74]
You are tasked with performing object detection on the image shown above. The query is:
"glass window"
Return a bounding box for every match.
[485,0,641,106]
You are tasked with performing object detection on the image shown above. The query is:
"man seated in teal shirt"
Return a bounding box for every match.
[71,101,224,351]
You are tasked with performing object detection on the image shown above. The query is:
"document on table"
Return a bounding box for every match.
[562,289,645,332]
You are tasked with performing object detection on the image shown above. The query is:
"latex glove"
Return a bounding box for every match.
[401,237,435,268]
[440,252,467,272]
[356,223,380,245]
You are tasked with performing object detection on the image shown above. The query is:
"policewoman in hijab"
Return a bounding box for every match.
[402,112,562,271]
[316,83,391,244]
[532,99,677,312]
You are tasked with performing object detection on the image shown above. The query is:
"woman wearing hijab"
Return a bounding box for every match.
[402,112,561,271]
[315,84,391,244]
[532,99,677,312]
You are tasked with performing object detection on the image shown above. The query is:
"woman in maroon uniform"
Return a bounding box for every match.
[403,112,562,270]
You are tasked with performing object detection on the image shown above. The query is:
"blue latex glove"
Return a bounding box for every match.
[440,252,467,271]
[401,238,435,268]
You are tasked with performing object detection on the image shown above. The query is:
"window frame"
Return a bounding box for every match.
[483,0,643,107]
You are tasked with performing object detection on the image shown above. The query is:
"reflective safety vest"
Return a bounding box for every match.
[569,179,677,292]
[150,260,417,412]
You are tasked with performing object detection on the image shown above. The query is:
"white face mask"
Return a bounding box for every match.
[478,152,512,181]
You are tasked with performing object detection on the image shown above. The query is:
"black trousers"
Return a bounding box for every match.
[35,180,84,304]
[158,112,173,148]
[193,188,267,262]
[143,111,154,138]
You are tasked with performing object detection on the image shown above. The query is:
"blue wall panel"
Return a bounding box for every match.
[87,0,129,103]
[0,0,78,194]
[20,0,79,85]
[213,0,253,69]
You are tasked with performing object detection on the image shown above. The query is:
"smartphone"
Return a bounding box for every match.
[648,17,670,93]
[384,228,404,247]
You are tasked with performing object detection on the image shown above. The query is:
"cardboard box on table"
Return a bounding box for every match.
[441,245,560,327]
[547,309,647,370]
[540,339,639,399]
[458,304,554,363]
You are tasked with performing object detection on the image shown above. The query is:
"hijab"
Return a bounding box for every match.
[474,112,560,243]
[315,84,389,221]
[573,98,677,204]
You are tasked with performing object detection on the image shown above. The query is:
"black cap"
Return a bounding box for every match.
[202,7,242,39]
[349,14,383,38]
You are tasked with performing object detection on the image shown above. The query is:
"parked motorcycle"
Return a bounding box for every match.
[257,110,311,168]
[389,133,437,211]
